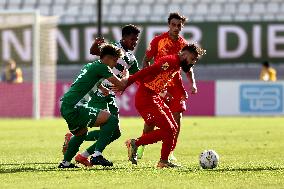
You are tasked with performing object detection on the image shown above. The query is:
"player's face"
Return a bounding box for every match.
[168,18,183,37]
[122,33,139,51]
[180,51,198,72]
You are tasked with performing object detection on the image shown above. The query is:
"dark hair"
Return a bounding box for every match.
[122,24,140,37]
[262,61,270,68]
[168,12,187,24]
[182,43,206,58]
[100,44,123,59]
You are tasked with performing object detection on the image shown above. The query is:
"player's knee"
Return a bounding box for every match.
[72,127,88,137]
[143,124,154,133]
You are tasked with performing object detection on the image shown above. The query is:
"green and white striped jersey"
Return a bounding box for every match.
[90,41,140,97]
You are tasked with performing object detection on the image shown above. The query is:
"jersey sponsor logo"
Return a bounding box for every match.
[144,71,174,93]
[240,84,283,113]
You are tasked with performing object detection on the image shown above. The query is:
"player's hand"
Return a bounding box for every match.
[90,37,105,55]
[191,84,198,94]
[94,36,105,45]
[99,85,110,96]
[122,68,129,79]
[110,78,128,94]
[181,91,188,100]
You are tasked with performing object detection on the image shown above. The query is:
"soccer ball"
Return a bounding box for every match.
[199,150,219,169]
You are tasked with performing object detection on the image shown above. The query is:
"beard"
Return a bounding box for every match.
[181,60,194,72]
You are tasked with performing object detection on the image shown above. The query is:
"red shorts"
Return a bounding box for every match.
[135,87,173,127]
[164,87,187,113]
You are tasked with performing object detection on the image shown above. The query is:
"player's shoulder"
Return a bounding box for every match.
[165,54,179,60]
[87,60,106,70]
[152,32,168,42]
[158,54,178,63]
[178,35,188,45]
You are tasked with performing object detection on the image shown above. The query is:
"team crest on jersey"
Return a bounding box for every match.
[161,62,169,70]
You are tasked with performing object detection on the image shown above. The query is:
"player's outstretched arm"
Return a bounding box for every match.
[107,75,128,92]
[186,68,197,94]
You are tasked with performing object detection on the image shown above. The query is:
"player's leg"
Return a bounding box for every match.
[167,98,186,162]
[137,122,155,159]
[78,98,121,164]
[126,100,178,166]
[59,104,119,168]
[59,104,99,168]
[156,105,180,168]
[75,98,109,165]
[58,127,88,168]
[89,109,120,167]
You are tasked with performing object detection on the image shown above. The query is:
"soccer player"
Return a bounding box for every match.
[137,12,197,161]
[58,44,128,168]
[62,25,141,167]
[122,44,205,168]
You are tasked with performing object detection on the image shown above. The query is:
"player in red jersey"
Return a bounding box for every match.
[121,44,205,168]
[137,13,198,161]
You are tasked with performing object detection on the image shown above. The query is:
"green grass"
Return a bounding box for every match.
[1,117,284,189]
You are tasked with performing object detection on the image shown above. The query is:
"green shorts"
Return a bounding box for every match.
[88,92,119,118]
[61,103,101,133]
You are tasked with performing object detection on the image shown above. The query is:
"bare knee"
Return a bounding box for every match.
[93,110,111,127]
[72,127,88,136]
[143,122,155,133]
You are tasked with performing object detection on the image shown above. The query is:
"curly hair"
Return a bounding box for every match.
[100,44,123,59]
[182,43,206,58]
[168,12,187,24]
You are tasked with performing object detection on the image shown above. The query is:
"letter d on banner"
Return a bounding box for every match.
[218,25,247,58]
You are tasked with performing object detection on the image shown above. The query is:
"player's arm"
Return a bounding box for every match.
[97,84,110,96]
[90,37,105,55]
[127,56,169,86]
[107,74,128,92]
[186,67,197,94]
[143,37,159,68]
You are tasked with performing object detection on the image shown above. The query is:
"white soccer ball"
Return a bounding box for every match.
[199,150,219,169]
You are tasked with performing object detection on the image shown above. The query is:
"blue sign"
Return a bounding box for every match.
[240,84,283,113]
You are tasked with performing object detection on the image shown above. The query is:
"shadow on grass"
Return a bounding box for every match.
[0,162,154,174]
[178,166,284,173]
[2,162,282,174]
[0,162,57,166]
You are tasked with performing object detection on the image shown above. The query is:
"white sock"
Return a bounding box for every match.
[92,151,102,157]
[81,151,90,158]
[62,160,70,166]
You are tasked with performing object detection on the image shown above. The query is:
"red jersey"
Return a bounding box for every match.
[127,55,180,94]
[145,32,187,61]
[145,32,187,92]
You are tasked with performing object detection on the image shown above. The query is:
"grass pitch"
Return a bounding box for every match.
[0,117,284,189]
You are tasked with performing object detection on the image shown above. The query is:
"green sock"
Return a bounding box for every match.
[86,126,121,155]
[85,130,100,141]
[64,134,86,162]
[94,115,119,153]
